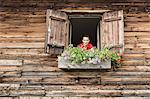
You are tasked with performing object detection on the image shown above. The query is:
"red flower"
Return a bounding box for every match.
[117,53,121,56]
[121,53,124,56]
[117,59,121,63]
[117,52,124,57]
[117,59,124,64]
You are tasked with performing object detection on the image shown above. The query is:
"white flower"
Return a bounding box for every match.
[81,61,86,64]
[92,58,97,64]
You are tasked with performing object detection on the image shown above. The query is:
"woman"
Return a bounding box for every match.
[78,35,94,52]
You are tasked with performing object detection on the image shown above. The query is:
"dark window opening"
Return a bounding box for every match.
[70,17,100,47]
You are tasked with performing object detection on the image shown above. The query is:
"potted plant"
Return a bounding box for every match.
[58,44,123,69]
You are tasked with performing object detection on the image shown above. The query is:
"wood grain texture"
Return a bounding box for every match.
[0,0,150,98]
[0,60,22,66]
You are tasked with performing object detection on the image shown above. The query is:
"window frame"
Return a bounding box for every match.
[68,14,102,49]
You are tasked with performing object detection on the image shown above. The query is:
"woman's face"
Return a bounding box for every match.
[82,37,90,46]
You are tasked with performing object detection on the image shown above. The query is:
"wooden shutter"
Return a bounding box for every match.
[45,9,69,56]
[97,22,100,49]
[100,10,124,53]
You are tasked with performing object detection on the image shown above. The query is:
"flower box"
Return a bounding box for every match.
[58,56,111,69]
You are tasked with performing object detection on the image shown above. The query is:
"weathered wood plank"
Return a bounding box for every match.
[0,71,21,77]
[0,97,17,99]
[123,53,145,60]
[0,33,45,38]
[125,22,150,27]
[23,59,57,66]
[125,17,150,22]
[0,17,45,24]
[125,48,150,54]
[46,90,150,97]
[18,96,150,99]
[125,43,150,49]
[101,77,150,85]
[0,11,45,15]
[101,71,150,77]
[42,85,150,91]
[0,84,20,88]
[125,37,150,44]
[117,66,150,72]
[124,13,150,17]
[1,0,150,3]
[0,43,44,49]
[0,49,44,55]
[10,89,45,96]
[0,38,45,43]
[0,22,46,28]
[15,97,40,99]
[33,75,101,85]
[21,71,102,78]
[2,77,42,83]
[22,65,60,72]
[0,13,45,18]
[125,26,150,32]
[0,60,22,66]
[0,66,21,72]
[0,54,52,60]
[125,32,150,37]
[123,60,145,66]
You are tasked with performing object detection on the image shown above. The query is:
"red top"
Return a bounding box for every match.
[79,43,93,50]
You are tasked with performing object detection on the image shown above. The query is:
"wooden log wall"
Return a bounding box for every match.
[0,0,150,98]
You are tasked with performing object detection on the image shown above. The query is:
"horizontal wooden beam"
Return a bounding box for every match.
[104,17,122,22]
[60,9,110,13]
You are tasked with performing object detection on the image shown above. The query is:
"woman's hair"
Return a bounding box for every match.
[82,34,90,39]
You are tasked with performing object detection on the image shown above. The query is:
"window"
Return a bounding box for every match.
[69,15,100,48]
[45,9,124,56]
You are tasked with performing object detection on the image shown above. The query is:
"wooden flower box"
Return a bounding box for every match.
[58,56,111,69]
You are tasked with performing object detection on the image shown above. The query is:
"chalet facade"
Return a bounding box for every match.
[0,0,150,98]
